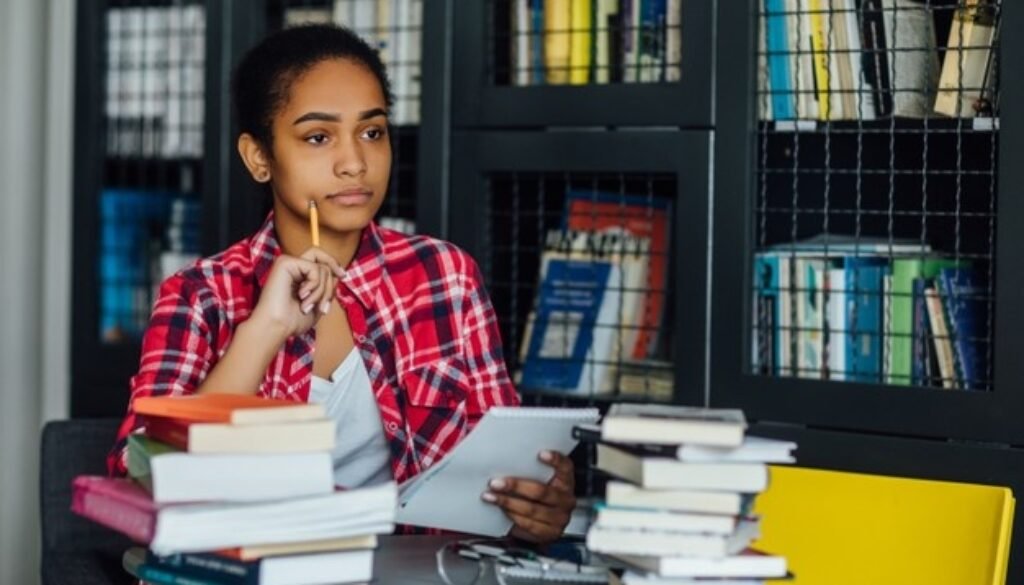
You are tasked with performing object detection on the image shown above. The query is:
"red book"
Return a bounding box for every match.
[142,415,336,454]
[133,394,324,425]
[71,475,157,544]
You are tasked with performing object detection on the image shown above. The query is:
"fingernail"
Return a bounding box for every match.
[320,301,331,314]
[302,303,313,314]
[481,492,497,503]
[489,479,506,490]
[540,450,554,462]
[299,289,311,300]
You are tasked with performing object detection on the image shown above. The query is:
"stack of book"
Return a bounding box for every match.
[583,404,795,585]
[72,394,397,585]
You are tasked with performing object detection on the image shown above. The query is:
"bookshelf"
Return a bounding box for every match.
[71,0,435,416]
[714,0,1024,579]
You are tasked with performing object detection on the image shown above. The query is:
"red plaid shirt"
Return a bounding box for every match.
[109,213,520,482]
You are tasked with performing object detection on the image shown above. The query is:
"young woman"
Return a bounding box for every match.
[109,24,574,543]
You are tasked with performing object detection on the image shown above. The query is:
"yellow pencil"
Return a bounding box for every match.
[308,200,320,247]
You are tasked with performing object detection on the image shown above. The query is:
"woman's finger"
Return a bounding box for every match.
[300,247,344,276]
[488,477,568,508]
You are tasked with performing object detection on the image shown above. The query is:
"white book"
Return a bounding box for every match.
[826,267,847,381]
[151,481,397,555]
[587,518,760,558]
[397,407,599,536]
[882,0,940,118]
[675,435,796,463]
[597,443,768,492]
[149,451,333,504]
[619,571,771,585]
[514,0,532,86]
[595,507,740,534]
[605,481,750,516]
[603,404,746,447]
[614,548,788,579]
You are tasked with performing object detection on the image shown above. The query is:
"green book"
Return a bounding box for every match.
[888,258,963,385]
[126,434,178,491]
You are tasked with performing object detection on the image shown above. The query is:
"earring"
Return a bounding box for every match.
[256,171,269,182]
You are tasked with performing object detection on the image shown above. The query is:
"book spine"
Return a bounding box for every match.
[911,278,929,386]
[147,551,257,585]
[137,564,220,585]
[807,0,832,120]
[71,488,155,544]
[858,0,892,116]
[145,417,191,450]
[764,0,795,119]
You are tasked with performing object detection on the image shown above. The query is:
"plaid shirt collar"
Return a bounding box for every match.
[250,212,386,310]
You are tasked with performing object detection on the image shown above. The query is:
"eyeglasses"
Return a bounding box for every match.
[435,538,610,585]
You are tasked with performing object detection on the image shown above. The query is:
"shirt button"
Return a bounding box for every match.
[357,334,367,343]
[386,421,399,432]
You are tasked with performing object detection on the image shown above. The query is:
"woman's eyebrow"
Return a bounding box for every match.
[293,107,388,125]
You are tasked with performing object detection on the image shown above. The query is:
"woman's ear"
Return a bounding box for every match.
[237,133,272,183]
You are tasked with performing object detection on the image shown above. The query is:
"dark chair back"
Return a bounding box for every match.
[39,418,135,585]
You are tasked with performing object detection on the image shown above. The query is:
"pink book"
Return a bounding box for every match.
[71,475,157,544]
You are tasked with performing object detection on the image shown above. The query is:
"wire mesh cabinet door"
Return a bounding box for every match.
[711,0,1024,446]
[450,0,714,128]
[450,130,712,408]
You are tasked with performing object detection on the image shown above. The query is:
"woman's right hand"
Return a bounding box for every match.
[249,248,343,340]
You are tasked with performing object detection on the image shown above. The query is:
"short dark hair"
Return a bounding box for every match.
[231,23,393,149]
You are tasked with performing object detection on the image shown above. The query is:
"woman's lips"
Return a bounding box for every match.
[325,190,372,206]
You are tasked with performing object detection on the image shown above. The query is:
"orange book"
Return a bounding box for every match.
[133,394,324,425]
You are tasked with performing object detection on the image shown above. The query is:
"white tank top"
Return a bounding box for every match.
[308,349,393,489]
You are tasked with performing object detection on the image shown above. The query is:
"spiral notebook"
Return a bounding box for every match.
[397,406,600,536]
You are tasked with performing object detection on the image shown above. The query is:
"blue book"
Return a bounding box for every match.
[936,268,988,390]
[763,0,794,119]
[752,254,781,375]
[519,256,624,395]
[531,0,545,84]
[840,258,886,383]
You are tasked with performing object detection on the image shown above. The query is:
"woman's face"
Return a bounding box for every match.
[267,57,391,238]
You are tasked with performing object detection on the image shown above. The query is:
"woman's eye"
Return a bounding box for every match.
[362,127,386,141]
[305,133,329,145]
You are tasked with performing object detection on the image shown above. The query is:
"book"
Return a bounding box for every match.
[934,0,998,117]
[604,481,754,516]
[144,416,336,454]
[564,191,671,359]
[127,434,177,490]
[145,449,334,504]
[882,0,940,118]
[925,286,956,388]
[545,0,572,83]
[613,548,788,579]
[397,407,599,535]
[143,547,375,585]
[595,506,741,534]
[936,267,987,389]
[586,518,760,557]
[763,0,794,119]
[596,443,769,491]
[73,475,397,555]
[569,0,593,83]
[125,546,374,585]
[617,571,777,584]
[860,0,893,117]
[601,403,747,447]
[133,394,325,425]
[216,534,378,562]
[675,435,796,463]
[888,258,961,385]
[517,247,625,394]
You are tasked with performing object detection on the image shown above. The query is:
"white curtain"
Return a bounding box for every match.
[0,0,75,582]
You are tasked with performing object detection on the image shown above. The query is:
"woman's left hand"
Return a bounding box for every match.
[482,450,576,544]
